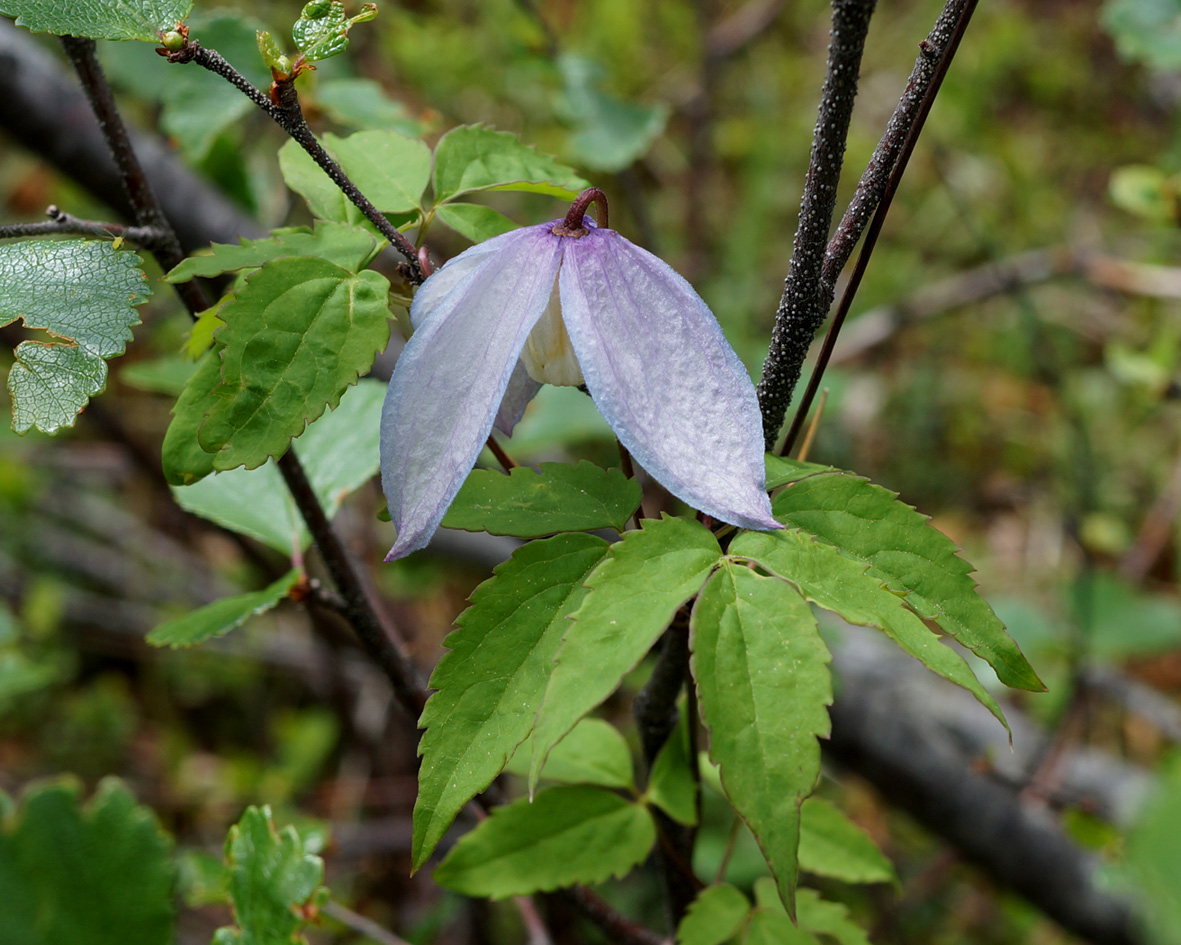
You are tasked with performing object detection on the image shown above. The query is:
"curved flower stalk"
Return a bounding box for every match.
[380,188,781,560]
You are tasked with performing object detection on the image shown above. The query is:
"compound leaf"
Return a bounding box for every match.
[690,562,832,916]
[433,785,655,898]
[731,528,1007,731]
[197,257,391,470]
[1,240,148,433]
[0,777,174,945]
[147,569,299,648]
[414,533,609,870]
[441,461,642,537]
[771,469,1042,691]
[433,125,589,203]
[529,516,720,791]
[0,0,191,41]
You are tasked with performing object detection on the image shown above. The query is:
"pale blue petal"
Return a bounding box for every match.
[494,361,542,434]
[382,224,563,559]
[559,229,780,531]
[409,226,530,329]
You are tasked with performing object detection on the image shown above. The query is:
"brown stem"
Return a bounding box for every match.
[780,0,979,455]
[553,187,609,237]
[0,206,168,249]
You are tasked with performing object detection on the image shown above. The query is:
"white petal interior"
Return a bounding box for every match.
[520,274,584,386]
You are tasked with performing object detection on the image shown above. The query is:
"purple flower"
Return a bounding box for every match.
[380,189,781,560]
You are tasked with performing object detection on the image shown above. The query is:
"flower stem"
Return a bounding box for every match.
[554,187,609,236]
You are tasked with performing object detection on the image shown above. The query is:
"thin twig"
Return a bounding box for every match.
[0,206,168,248]
[780,0,979,455]
[755,0,877,449]
[558,887,670,945]
[323,900,413,945]
[166,43,424,284]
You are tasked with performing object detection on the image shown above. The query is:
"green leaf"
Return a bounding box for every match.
[0,0,192,41]
[279,130,431,221]
[214,805,327,945]
[770,469,1042,691]
[432,125,589,203]
[172,379,386,552]
[197,257,391,471]
[434,202,519,242]
[678,884,751,945]
[747,880,819,944]
[1103,0,1181,70]
[557,54,669,173]
[646,712,698,826]
[147,570,299,648]
[166,223,378,282]
[441,462,642,538]
[1,240,148,433]
[731,528,1007,731]
[764,454,837,490]
[414,533,609,870]
[314,78,425,136]
[0,777,174,945]
[1127,756,1181,945]
[119,355,197,395]
[795,889,873,945]
[162,346,223,486]
[1109,165,1178,222]
[799,797,895,885]
[690,562,832,915]
[508,717,635,791]
[292,0,374,62]
[433,785,656,898]
[529,516,721,791]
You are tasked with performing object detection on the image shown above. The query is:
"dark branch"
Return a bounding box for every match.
[780,0,977,454]
[755,0,877,449]
[0,206,168,249]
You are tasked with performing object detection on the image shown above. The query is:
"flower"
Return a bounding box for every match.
[380,189,781,560]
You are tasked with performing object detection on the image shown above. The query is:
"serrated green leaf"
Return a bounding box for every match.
[414,533,609,870]
[279,130,431,221]
[731,528,1007,731]
[770,470,1042,691]
[441,461,642,538]
[1,240,149,434]
[678,884,751,945]
[746,879,820,944]
[172,379,386,551]
[162,346,223,486]
[690,562,832,916]
[507,717,635,791]
[795,889,872,945]
[646,712,698,826]
[764,454,837,490]
[292,0,370,62]
[215,805,327,945]
[147,570,299,648]
[434,202,519,242]
[314,78,425,136]
[433,785,655,898]
[433,125,589,203]
[9,343,109,435]
[197,258,390,470]
[557,54,669,173]
[0,0,192,41]
[167,223,378,282]
[186,305,225,360]
[0,777,174,945]
[799,797,895,885]
[530,516,721,791]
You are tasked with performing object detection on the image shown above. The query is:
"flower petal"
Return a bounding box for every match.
[410,227,530,329]
[559,229,780,530]
[494,360,542,435]
[381,224,563,559]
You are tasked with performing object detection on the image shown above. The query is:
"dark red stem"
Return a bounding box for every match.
[554,187,609,236]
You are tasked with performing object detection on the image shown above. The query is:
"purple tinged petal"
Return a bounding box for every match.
[381,225,563,559]
[559,229,781,531]
[494,360,542,435]
[409,226,529,329]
